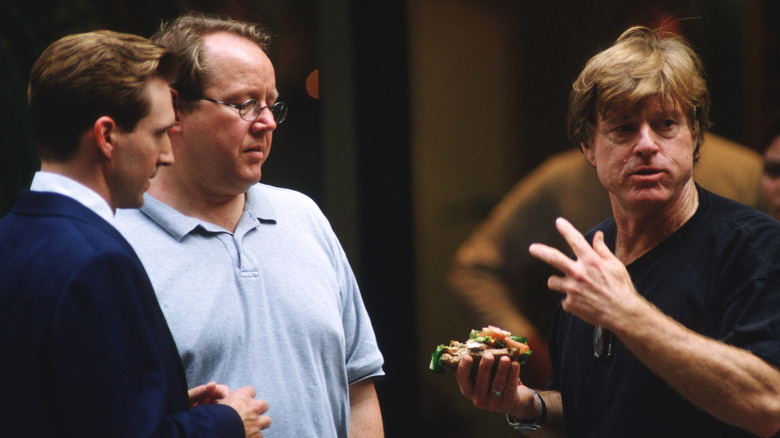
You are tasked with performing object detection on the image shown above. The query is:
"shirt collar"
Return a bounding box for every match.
[245,185,277,223]
[138,184,277,241]
[30,171,115,225]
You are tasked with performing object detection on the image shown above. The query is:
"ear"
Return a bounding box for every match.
[169,88,183,134]
[93,116,118,159]
[580,141,597,167]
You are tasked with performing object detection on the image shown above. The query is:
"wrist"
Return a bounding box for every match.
[507,389,546,431]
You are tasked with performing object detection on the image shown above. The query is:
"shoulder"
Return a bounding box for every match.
[251,183,320,209]
[697,188,780,263]
[702,189,777,230]
[249,183,328,224]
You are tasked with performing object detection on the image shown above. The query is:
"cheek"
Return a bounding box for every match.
[761,176,780,195]
[595,150,624,175]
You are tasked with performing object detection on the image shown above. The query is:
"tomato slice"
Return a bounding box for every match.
[482,325,511,341]
[505,336,530,354]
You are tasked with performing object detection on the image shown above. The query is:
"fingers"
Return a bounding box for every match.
[592,230,612,258]
[528,217,595,270]
[485,356,514,410]
[259,414,272,430]
[214,383,230,399]
[255,398,269,415]
[528,241,570,273]
[188,381,219,407]
[188,381,215,398]
[234,386,257,400]
[471,353,496,400]
[241,399,271,438]
[464,353,515,409]
[455,355,476,396]
[554,217,593,258]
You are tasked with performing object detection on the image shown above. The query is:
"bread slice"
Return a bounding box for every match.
[439,339,520,376]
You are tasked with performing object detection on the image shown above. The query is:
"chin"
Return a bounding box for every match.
[240,169,263,186]
[119,196,145,210]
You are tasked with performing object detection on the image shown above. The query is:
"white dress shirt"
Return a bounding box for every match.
[29,171,114,225]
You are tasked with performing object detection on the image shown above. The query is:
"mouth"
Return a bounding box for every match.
[243,146,266,164]
[244,145,265,154]
[634,168,661,175]
[629,167,665,182]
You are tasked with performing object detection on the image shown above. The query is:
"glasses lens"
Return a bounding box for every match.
[239,101,287,124]
[271,102,288,124]
[238,99,260,121]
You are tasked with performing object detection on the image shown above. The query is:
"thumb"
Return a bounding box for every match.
[591,231,613,258]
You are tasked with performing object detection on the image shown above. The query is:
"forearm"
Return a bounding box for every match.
[616,303,780,437]
[349,379,384,437]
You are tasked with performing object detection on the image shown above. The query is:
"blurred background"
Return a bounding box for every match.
[2,1,779,436]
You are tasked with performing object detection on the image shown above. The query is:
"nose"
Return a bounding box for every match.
[634,122,658,157]
[158,135,174,167]
[250,107,278,133]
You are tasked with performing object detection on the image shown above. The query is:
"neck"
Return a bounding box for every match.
[148,170,246,232]
[40,161,115,212]
[612,182,698,265]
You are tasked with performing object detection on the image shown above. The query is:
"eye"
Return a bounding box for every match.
[614,123,635,133]
[238,99,259,111]
[764,162,780,178]
[237,99,260,119]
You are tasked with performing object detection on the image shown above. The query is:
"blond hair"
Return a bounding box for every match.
[567,26,710,159]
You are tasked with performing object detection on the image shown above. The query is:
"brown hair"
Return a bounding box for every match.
[151,12,272,110]
[567,26,710,159]
[28,30,177,162]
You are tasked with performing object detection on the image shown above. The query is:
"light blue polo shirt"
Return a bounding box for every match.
[115,183,384,438]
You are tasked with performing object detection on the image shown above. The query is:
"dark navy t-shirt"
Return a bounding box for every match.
[548,186,780,437]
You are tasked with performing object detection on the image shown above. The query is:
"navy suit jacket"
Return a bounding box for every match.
[0,191,243,437]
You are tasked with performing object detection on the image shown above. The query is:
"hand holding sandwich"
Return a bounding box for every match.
[457,352,542,420]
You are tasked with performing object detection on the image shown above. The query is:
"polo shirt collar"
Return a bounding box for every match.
[245,185,277,223]
[139,184,277,241]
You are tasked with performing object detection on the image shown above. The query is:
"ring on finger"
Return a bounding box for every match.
[490,388,503,397]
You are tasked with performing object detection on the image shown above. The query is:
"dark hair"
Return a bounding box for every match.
[28,30,177,162]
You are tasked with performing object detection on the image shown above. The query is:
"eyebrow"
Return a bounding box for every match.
[157,121,175,134]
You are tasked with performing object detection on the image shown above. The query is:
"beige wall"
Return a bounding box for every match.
[408,1,525,434]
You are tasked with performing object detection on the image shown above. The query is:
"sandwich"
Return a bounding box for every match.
[429,325,532,375]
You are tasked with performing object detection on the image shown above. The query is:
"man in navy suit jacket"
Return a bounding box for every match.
[0,30,271,437]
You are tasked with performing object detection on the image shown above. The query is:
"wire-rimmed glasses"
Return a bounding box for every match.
[200,97,288,124]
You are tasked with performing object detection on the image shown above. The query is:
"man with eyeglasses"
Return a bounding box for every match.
[115,13,385,438]
[1,29,270,437]
[454,26,780,437]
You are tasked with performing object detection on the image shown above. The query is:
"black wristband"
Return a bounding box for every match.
[534,389,547,425]
[506,389,546,431]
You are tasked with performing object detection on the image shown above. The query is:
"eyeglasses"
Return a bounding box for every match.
[200,97,288,124]
[593,325,613,359]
